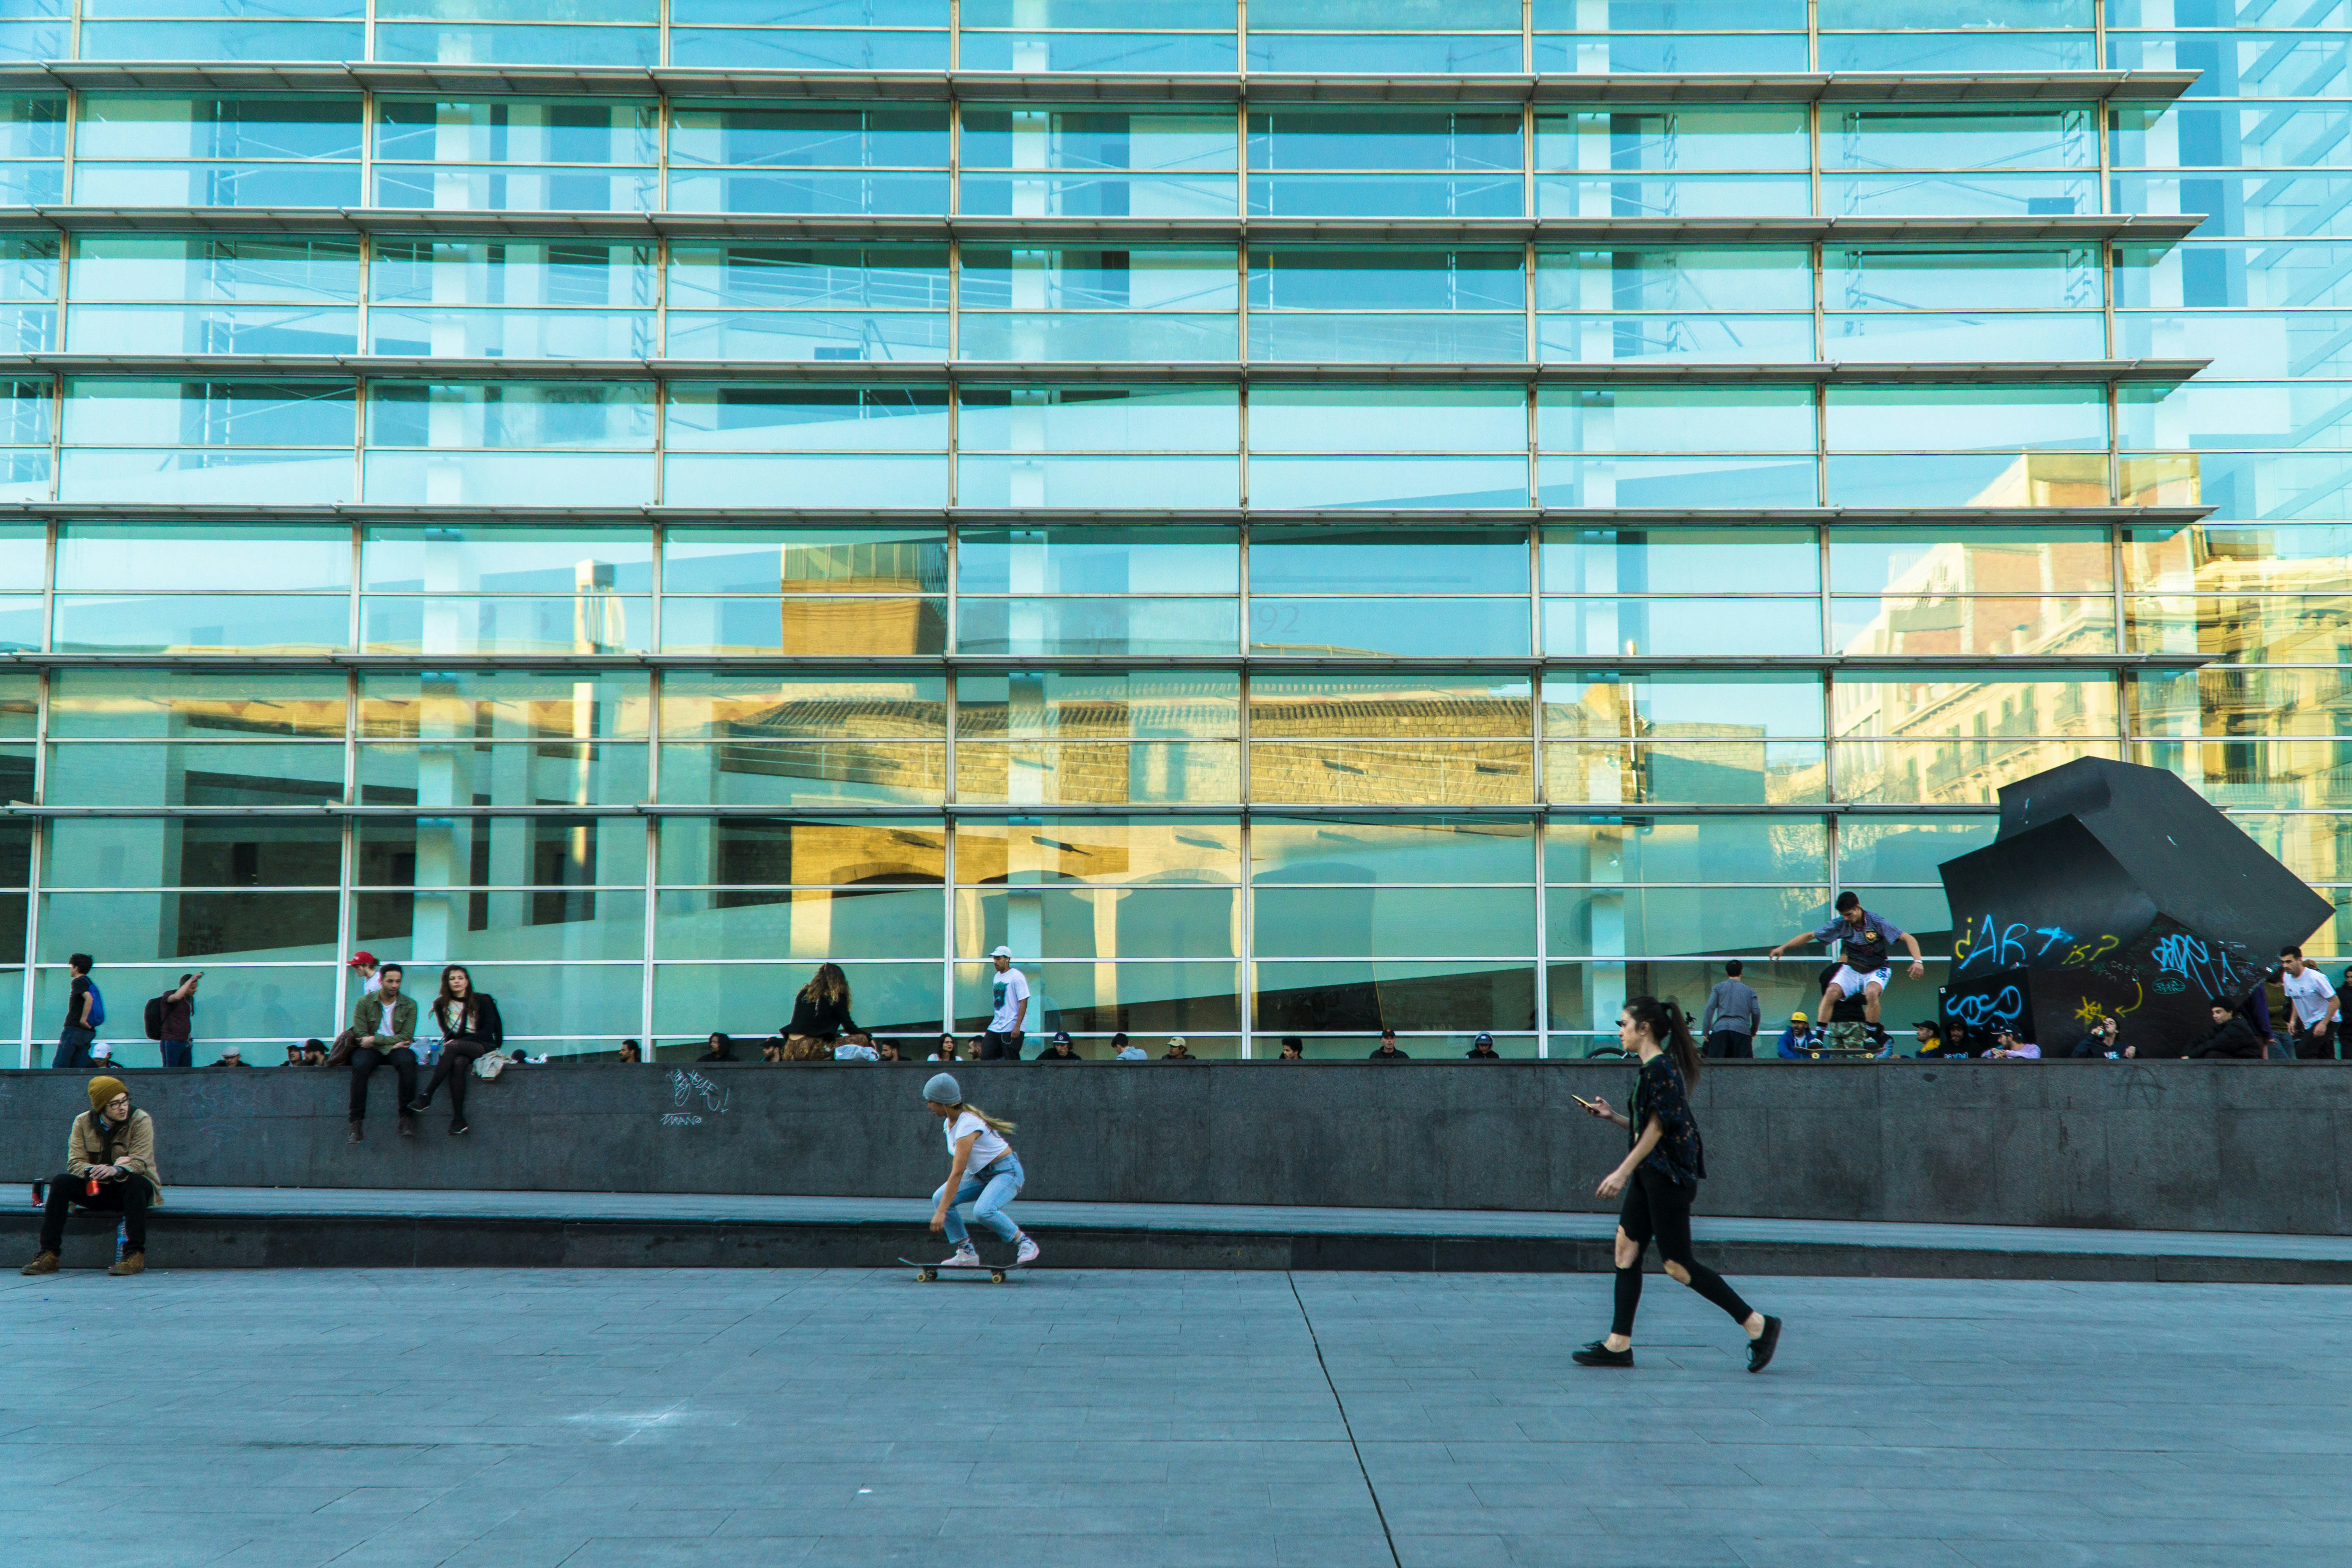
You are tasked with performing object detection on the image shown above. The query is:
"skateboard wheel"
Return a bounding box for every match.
[991,1269,1006,1283]
[918,1269,936,1282]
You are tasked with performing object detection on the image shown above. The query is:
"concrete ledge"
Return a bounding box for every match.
[6,1058,2350,1234]
[12,1189,2352,1284]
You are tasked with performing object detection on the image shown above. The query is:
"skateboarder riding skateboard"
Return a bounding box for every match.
[924,1073,1040,1270]
[1768,892,1925,1047]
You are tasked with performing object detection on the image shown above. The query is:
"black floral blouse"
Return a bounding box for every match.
[1631,1054,1706,1188]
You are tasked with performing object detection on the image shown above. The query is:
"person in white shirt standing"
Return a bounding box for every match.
[923,1073,1040,1268]
[2279,945,2340,1060]
[980,945,1029,1061]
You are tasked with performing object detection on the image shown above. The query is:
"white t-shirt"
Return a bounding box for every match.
[988,966,1029,1032]
[833,1041,879,1061]
[2282,966,2337,1027]
[380,1001,400,1035]
[946,1109,1010,1171]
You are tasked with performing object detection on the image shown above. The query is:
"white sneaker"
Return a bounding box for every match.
[938,1244,979,1268]
[1015,1234,1040,1266]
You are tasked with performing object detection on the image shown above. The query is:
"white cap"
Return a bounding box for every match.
[1166,1035,1186,1048]
[990,945,1013,958]
[90,1042,112,1060]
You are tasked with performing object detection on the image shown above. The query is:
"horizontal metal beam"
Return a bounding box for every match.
[14,354,2211,388]
[0,504,2220,526]
[0,651,2214,672]
[0,63,2202,107]
[25,207,2208,248]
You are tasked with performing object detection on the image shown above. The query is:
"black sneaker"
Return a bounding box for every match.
[449,1117,469,1136]
[405,1096,432,1113]
[1573,1340,1633,1368]
[1747,1316,1783,1374]
[347,1120,364,1144]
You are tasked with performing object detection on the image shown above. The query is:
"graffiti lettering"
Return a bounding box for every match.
[2062,934,2119,967]
[667,1069,730,1116]
[2151,932,2241,998]
[1949,985,2025,1028]
[1954,915,2029,974]
[2034,926,2074,958]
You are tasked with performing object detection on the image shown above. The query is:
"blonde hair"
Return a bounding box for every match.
[951,1102,1015,1135]
[800,962,850,1007]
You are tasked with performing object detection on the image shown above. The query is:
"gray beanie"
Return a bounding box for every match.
[923,1072,961,1105]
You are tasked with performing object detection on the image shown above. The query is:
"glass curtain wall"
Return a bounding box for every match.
[5,8,2347,1061]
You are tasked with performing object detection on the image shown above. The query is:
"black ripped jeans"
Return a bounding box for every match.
[418,1038,496,1117]
[1612,1165,1754,1338]
[348,1045,418,1122]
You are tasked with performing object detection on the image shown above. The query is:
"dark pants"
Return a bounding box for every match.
[52,1025,95,1070]
[348,1045,418,1121]
[1703,1029,1753,1059]
[160,1040,192,1068]
[980,1030,1024,1061]
[39,1172,148,1255]
[419,1039,495,1116]
[2292,1024,2336,1061]
[1613,1166,1754,1338]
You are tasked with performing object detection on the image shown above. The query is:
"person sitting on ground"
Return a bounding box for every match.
[618,1038,642,1063]
[1113,1032,1148,1062]
[1036,1030,1083,1062]
[784,962,867,1061]
[1369,1029,1410,1060]
[697,1032,737,1063]
[22,1076,161,1277]
[346,962,419,1143]
[1278,1036,1305,1059]
[282,1044,304,1067]
[1911,1021,1952,1057]
[928,1034,959,1063]
[1982,1027,2040,1060]
[406,964,504,1137]
[301,1038,326,1066]
[1162,1036,1199,1061]
[2188,998,2264,1059]
[1465,1032,1501,1059]
[876,1040,901,1062]
[1774,1011,1815,1059]
[210,1046,247,1068]
[761,1039,784,1062]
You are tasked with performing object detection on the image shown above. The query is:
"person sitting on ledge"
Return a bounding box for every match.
[1465,1032,1501,1059]
[2187,999,2264,1060]
[1774,1011,1814,1059]
[346,962,419,1143]
[1982,1028,2040,1060]
[784,963,864,1061]
[22,1075,161,1277]
[697,1032,737,1063]
[1113,1032,1149,1061]
[1036,1031,1084,1062]
[617,1038,642,1063]
[1277,1037,1305,1059]
[928,1034,959,1063]
[210,1046,248,1068]
[1369,1029,1411,1060]
[1162,1036,1199,1061]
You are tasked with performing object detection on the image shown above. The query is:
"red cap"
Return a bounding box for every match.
[346,950,377,968]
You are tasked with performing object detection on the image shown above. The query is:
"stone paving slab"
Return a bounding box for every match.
[3,1267,2344,1568]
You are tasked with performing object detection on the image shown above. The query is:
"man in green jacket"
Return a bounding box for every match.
[346,962,419,1143]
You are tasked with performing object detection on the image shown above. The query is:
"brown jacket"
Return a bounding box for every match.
[68,1108,163,1203]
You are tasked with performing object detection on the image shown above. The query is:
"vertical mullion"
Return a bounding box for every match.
[642,661,661,1065]
[1236,811,1252,1057]
[1533,811,1548,1059]
[359,88,374,209]
[18,652,45,1067]
[942,796,957,1049]
[332,665,357,1051]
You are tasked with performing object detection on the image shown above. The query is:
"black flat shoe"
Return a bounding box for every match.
[449,1118,469,1136]
[1573,1340,1633,1368]
[1747,1316,1782,1374]
[405,1097,432,1113]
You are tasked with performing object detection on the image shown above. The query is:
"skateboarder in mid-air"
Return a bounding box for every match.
[1767,891,1925,1051]
[924,1073,1040,1269]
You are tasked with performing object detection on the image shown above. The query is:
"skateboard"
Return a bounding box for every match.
[898,1256,1024,1284]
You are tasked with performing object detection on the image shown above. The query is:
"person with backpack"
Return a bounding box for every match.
[53,953,102,1070]
[146,972,200,1068]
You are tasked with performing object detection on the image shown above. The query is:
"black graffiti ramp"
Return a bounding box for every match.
[1935,757,2332,1056]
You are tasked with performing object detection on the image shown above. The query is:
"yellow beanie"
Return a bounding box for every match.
[87,1075,126,1113]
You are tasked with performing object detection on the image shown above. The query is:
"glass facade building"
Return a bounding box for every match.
[0,3,2343,1063]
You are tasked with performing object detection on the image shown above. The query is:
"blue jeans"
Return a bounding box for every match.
[933,1153,1024,1247]
[52,1025,94,1070]
[160,1040,191,1068]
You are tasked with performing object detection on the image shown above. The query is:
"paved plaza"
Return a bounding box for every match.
[3,1267,2345,1568]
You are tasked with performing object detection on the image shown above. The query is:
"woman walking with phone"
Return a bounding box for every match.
[923,1073,1040,1269]
[1575,996,1781,1373]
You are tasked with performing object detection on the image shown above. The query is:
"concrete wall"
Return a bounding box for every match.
[6,1059,2349,1235]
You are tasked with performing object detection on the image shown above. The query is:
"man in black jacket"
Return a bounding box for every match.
[2187,1000,2263,1060]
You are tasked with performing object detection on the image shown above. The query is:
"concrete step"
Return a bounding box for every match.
[11,1188,2352,1282]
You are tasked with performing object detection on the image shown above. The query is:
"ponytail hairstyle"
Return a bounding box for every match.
[951,1101,1016,1135]
[1622,994,1702,1088]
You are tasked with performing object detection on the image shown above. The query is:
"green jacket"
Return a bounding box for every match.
[348,990,418,1049]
